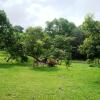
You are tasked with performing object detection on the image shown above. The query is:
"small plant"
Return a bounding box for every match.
[64,52,72,69]
[65,59,71,69]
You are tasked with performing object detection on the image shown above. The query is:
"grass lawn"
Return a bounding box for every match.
[0,52,100,100]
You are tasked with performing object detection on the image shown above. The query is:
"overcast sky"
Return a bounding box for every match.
[0,0,100,28]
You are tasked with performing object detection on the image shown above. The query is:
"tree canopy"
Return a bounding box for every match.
[0,10,100,67]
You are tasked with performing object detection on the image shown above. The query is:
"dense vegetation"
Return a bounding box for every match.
[0,10,100,67]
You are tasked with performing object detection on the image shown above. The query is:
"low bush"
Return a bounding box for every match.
[47,58,57,67]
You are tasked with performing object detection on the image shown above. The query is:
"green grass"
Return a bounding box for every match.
[0,52,100,100]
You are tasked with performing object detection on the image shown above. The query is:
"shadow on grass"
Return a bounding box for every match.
[0,63,30,69]
[0,63,59,72]
[31,66,59,72]
[94,80,100,85]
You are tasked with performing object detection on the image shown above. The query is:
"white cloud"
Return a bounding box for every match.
[0,0,100,28]
[27,4,62,27]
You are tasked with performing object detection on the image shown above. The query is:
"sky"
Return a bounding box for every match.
[0,0,100,28]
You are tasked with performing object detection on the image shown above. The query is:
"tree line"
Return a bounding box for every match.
[0,10,100,67]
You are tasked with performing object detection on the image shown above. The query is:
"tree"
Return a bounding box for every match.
[79,14,100,65]
[0,10,13,49]
[80,14,100,36]
[0,10,27,62]
[25,26,45,65]
[79,34,100,65]
[53,35,72,67]
[45,18,78,36]
[13,25,24,33]
[45,18,85,60]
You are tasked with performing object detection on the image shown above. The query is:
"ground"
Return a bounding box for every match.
[0,52,100,100]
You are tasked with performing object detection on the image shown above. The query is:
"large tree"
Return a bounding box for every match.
[45,18,79,36]
[0,10,13,49]
[79,14,100,64]
[0,10,27,62]
[45,18,85,60]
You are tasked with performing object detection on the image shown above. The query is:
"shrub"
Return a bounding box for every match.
[47,58,57,67]
[65,59,71,68]
[87,59,93,64]
[89,64,95,67]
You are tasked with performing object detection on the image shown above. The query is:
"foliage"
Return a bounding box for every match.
[0,10,27,62]
[0,10,100,67]
[25,26,45,63]
[79,14,100,66]
[47,58,57,67]
[0,10,13,49]
[45,18,79,36]
[14,25,24,33]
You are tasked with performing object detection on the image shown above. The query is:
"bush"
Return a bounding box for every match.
[87,59,93,64]
[65,59,71,67]
[47,59,57,67]
[89,64,95,67]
